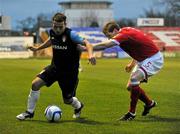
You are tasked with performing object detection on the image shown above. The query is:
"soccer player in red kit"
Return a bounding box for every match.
[93,21,164,121]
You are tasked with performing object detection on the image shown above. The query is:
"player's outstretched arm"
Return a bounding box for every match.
[27,38,51,52]
[93,40,117,51]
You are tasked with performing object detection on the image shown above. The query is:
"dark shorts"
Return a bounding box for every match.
[37,65,79,100]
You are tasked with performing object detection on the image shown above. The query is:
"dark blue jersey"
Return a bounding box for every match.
[49,28,83,72]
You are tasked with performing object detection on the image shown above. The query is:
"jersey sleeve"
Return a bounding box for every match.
[111,33,128,45]
[70,31,84,45]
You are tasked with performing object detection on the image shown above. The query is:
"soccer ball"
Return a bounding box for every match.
[44,105,62,122]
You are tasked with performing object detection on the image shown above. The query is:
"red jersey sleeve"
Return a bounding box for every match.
[112,31,128,44]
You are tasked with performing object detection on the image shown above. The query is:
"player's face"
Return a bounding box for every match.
[52,21,66,35]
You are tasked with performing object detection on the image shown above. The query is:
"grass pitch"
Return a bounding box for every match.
[0,58,180,134]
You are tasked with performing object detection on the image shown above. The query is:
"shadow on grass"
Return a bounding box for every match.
[135,115,180,123]
[21,117,105,125]
[148,115,180,122]
[61,117,105,125]
[19,115,180,125]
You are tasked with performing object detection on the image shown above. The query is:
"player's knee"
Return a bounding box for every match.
[31,82,40,91]
[131,76,137,82]
[130,77,140,86]
[127,78,140,91]
[31,77,45,91]
[126,85,132,91]
[63,98,73,104]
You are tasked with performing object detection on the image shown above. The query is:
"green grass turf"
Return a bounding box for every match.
[0,58,180,134]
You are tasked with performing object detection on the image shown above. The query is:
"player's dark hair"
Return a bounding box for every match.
[52,13,66,23]
[103,21,120,35]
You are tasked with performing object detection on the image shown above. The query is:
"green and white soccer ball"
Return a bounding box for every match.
[44,105,62,122]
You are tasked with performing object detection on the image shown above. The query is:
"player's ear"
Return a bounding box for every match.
[64,21,67,26]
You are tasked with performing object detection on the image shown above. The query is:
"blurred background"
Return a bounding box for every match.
[0,0,179,58]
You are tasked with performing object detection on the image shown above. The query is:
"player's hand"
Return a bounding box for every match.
[88,57,96,65]
[27,45,38,52]
[78,45,87,51]
[125,64,133,73]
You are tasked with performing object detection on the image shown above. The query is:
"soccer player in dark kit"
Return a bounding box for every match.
[93,21,164,121]
[16,13,96,120]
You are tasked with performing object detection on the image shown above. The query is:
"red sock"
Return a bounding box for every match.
[138,87,152,106]
[129,86,152,113]
[129,85,141,113]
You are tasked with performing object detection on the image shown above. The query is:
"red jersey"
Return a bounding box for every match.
[112,27,159,62]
